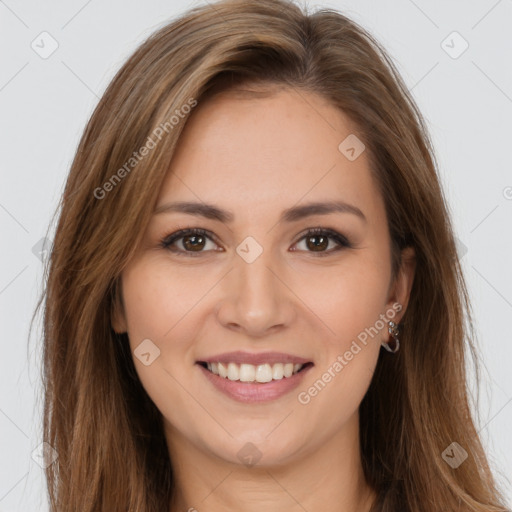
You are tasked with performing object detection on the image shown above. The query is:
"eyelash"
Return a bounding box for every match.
[160,227,352,257]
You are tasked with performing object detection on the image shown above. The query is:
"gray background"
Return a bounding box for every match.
[1,0,511,509]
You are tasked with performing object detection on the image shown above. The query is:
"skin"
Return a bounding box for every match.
[113,86,416,512]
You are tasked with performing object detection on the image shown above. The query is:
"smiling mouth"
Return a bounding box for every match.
[197,361,314,383]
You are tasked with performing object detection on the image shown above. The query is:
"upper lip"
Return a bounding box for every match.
[197,351,312,366]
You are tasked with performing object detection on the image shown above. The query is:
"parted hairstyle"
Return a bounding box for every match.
[34,0,510,510]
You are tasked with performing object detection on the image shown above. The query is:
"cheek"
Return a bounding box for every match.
[120,257,198,341]
[297,278,384,421]
[302,253,388,413]
[119,261,202,429]
[120,257,216,378]
[304,347,379,420]
[288,256,390,347]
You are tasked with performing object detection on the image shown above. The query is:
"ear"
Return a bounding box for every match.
[385,246,416,323]
[111,279,128,333]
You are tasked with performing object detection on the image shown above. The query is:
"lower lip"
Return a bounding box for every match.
[197,363,313,403]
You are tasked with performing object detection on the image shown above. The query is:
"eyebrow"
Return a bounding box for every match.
[154,200,367,224]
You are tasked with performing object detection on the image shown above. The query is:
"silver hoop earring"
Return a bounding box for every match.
[381,321,400,353]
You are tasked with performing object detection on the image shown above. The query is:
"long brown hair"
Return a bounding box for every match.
[35,0,510,510]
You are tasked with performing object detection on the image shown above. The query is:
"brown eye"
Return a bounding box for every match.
[292,228,351,255]
[161,227,351,257]
[305,233,329,252]
[182,233,206,251]
[161,228,219,256]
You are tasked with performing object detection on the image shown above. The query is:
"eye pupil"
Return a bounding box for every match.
[306,235,328,251]
[183,234,205,251]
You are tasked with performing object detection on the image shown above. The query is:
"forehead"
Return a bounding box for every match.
[157,87,382,221]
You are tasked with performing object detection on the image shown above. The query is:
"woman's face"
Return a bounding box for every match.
[113,86,415,468]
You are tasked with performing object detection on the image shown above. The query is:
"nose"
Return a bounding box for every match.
[215,246,296,337]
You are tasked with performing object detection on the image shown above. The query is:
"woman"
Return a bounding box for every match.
[37,0,510,510]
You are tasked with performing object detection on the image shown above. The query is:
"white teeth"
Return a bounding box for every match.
[227,362,239,381]
[218,362,228,378]
[204,361,305,382]
[272,363,284,380]
[255,363,273,383]
[283,363,293,378]
[239,363,255,382]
